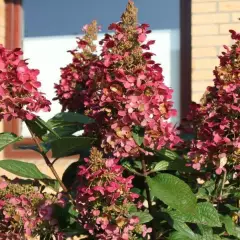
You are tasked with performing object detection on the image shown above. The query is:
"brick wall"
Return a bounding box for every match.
[0,0,5,45]
[192,0,240,102]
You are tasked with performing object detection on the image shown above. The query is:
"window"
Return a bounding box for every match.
[4,0,191,158]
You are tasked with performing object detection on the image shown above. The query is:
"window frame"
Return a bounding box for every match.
[3,0,192,159]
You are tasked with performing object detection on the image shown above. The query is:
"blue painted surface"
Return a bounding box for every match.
[23,0,180,37]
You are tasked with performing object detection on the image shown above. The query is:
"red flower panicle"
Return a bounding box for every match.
[76,147,151,240]
[0,45,51,121]
[55,1,180,158]
[186,29,240,175]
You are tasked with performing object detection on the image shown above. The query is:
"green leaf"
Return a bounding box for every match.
[62,160,83,190]
[132,126,144,146]
[165,159,195,172]
[153,149,195,172]
[47,112,94,127]
[196,180,215,200]
[232,191,240,199]
[40,178,60,192]
[0,159,60,191]
[198,225,214,239]
[17,142,51,154]
[196,188,209,200]
[168,231,194,240]
[0,160,46,179]
[155,148,180,161]
[152,161,170,172]
[198,225,222,240]
[128,205,138,213]
[51,137,96,158]
[147,173,197,213]
[132,132,143,146]
[167,202,221,227]
[224,204,240,212]
[196,202,221,227]
[43,125,82,142]
[53,203,86,236]
[151,158,195,173]
[212,236,222,240]
[197,225,222,240]
[163,212,196,239]
[130,211,153,224]
[0,132,22,151]
[220,215,237,236]
[131,188,142,195]
[236,227,240,239]
[36,117,61,139]
[202,180,215,195]
[169,228,218,240]
[53,203,75,229]
[175,222,199,239]
[121,159,142,175]
[68,204,78,225]
[25,120,47,140]
[132,160,142,170]
[173,221,196,239]
[43,112,93,142]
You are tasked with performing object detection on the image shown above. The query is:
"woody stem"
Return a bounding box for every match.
[141,155,157,240]
[26,123,74,203]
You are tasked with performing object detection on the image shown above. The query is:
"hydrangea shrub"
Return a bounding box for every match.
[54,1,180,158]
[0,1,239,240]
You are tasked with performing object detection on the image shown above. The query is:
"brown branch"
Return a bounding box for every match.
[51,157,60,166]
[26,123,74,203]
[141,155,157,240]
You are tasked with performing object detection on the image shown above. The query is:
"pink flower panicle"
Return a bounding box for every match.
[0,177,58,238]
[0,45,51,121]
[186,29,240,175]
[54,1,180,158]
[54,20,100,112]
[76,147,151,239]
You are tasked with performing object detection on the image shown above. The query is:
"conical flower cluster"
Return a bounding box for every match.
[55,1,180,158]
[76,147,152,239]
[187,29,240,176]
